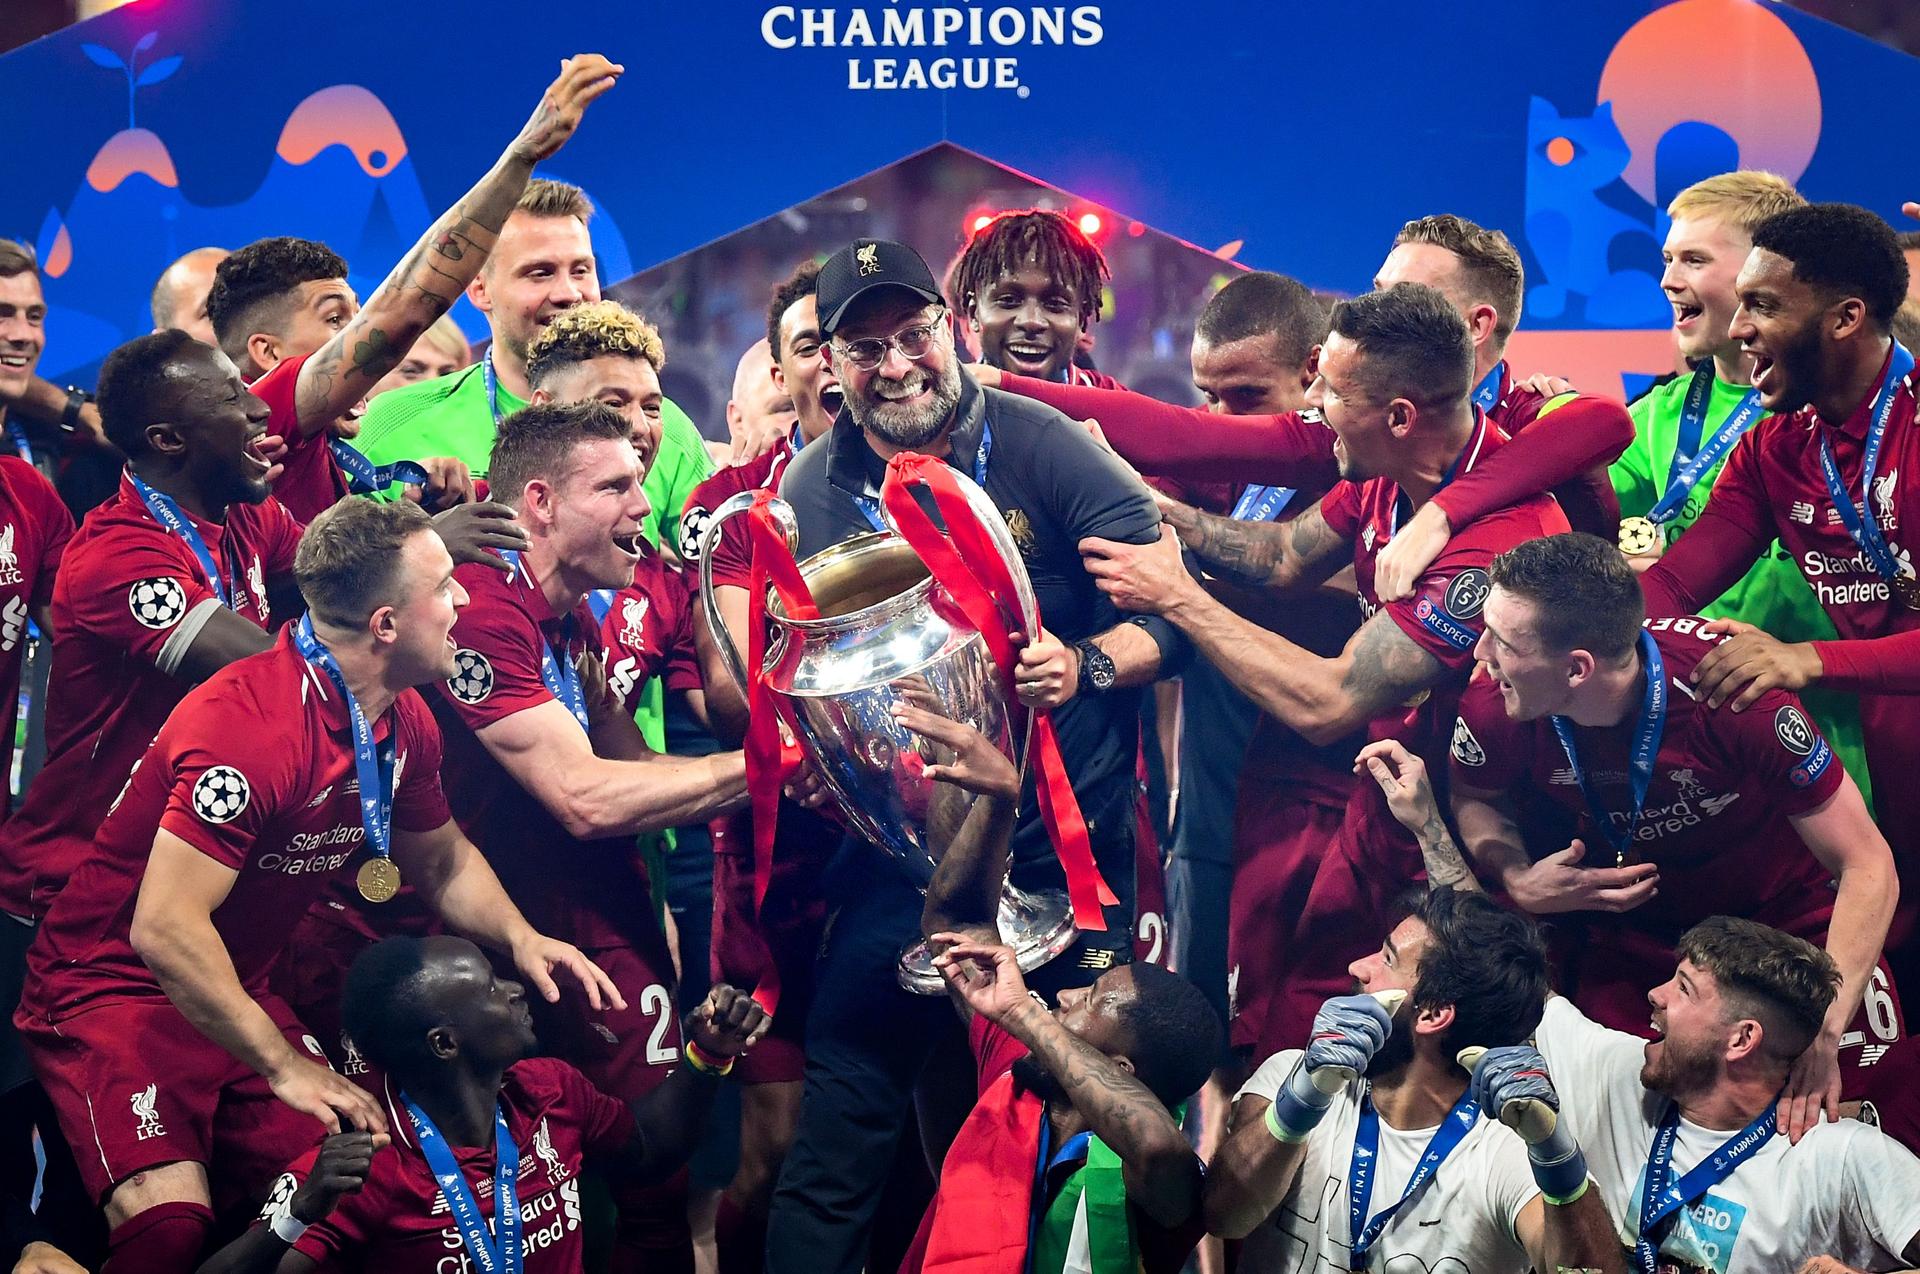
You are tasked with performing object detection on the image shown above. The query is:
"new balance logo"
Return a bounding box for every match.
[1789,500,1816,525]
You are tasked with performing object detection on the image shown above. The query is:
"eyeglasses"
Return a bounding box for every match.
[833,310,946,372]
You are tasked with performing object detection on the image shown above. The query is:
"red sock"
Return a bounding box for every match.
[715,1191,770,1274]
[103,1200,215,1274]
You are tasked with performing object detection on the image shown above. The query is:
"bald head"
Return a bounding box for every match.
[725,337,796,448]
[151,247,230,346]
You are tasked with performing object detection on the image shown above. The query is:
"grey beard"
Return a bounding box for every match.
[848,360,962,449]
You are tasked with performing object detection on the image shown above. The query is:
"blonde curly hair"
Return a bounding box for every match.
[525,300,665,390]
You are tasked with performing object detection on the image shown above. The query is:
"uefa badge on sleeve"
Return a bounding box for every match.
[447,649,495,704]
[129,577,188,629]
[192,765,251,824]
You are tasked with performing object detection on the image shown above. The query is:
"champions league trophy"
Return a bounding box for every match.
[698,470,1080,993]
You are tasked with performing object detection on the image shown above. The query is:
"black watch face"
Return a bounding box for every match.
[1091,664,1116,690]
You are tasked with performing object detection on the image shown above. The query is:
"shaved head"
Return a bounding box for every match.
[151,247,231,345]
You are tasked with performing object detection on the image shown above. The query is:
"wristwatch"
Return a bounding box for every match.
[1074,639,1116,694]
[60,385,93,433]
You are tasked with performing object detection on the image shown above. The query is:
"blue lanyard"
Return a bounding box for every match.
[292,615,395,862]
[854,417,993,533]
[1818,342,1916,584]
[1349,1086,1480,1268]
[1550,629,1666,866]
[329,439,429,497]
[129,471,229,606]
[500,550,588,730]
[1231,484,1296,522]
[1471,362,1505,414]
[402,1095,523,1274]
[5,422,33,467]
[1633,1103,1776,1274]
[482,349,509,428]
[586,589,616,625]
[1648,366,1764,525]
[1388,415,1477,540]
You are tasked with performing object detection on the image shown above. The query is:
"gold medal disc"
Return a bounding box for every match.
[356,857,402,904]
[1894,573,1920,613]
[1618,516,1661,557]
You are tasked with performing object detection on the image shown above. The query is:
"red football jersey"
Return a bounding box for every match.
[0,472,302,920]
[249,353,350,526]
[595,545,701,717]
[21,630,449,1019]
[1450,616,1844,939]
[679,435,797,592]
[433,559,649,947]
[273,1058,634,1272]
[0,457,73,816]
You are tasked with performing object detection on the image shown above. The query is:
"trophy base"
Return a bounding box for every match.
[896,885,1080,995]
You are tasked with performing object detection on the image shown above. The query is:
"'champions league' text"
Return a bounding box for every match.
[760,5,1105,95]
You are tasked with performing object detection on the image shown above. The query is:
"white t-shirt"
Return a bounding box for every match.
[1535,995,1920,1274]
[1235,1049,1540,1273]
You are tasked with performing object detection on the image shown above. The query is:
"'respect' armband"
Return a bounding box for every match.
[1265,1058,1336,1142]
[1527,1120,1589,1203]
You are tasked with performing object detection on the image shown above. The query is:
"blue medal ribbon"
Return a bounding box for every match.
[292,615,395,863]
[6,422,33,467]
[1549,629,1666,866]
[1348,1086,1481,1268]
[1632,1103,1776,1274]
[854,417,993,533]
[402,1096,523,1274]
[482,348,509,429]
[1471,362,1505,414]
[1817,342,1916,587]
[586,589,617,625]
[129,471,230,606]
[329,439,431,497]
[1647,365,1764,525]
[1231,484,1296,523]
[500,549,589,730]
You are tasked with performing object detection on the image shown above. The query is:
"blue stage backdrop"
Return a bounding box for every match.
[1,0,1913,415]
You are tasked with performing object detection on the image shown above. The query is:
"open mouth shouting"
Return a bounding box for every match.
[1671,300,1704,332]
[243,433,274,477]
[1747,348,1779,400]
[611,529,643,561]
[819,383,844,419]
[1000,339,1056,377]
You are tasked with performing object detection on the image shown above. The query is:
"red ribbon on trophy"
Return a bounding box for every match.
[741,489,817,1015]
[880,453,1117,931]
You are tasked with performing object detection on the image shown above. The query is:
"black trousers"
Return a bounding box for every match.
[763,794,1136,1274]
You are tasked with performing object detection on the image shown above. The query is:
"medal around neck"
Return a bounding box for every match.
[1617,516,1661,557]
[357,856,402,903]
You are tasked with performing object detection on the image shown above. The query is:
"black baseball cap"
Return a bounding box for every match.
[815,239,944,335]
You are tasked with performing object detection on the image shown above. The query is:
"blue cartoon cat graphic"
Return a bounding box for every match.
[1524,96,1664,327]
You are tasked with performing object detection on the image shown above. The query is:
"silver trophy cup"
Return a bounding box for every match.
[698,476,1077,993]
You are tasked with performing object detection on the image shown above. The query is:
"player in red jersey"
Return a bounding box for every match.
[203,54,622,525]
[432,400,753,1272]
[1443,532,1895,1137]
[1080,284,1578,1046]
[945,209,1123,388]
[974,213,1626,569]
[14,499,615,1274]
[677,261,842,1274]
[198,937,767,1274]
[1635,204,1920,982]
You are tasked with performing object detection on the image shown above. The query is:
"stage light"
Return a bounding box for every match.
[969,213,995,236]
[1078,212,1102,236]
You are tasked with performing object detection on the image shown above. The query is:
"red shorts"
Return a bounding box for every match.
[709,806,831,1086]
[17,993,330,1209]
[269,901,440,1084]
[522,938,681,1104]
[1133,782,1170,967]
[1228,794,1347,1056]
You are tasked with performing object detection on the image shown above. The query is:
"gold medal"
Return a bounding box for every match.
[1893,573,1920,613]
[356,857,402,904]
[1618,516,1661,557]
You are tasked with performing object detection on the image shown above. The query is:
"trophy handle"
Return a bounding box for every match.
[697,489,798,696]
[884,468,1040,639]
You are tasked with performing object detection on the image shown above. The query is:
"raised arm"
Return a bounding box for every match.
[291,55,622,433]
[898,692,1020,947]
[131,831,386,1136]
[608,985,768,1181]
[986,369,1340,490]
[1355,739,1482,891]
[1082,528,1442,746]
[473,699,747,840]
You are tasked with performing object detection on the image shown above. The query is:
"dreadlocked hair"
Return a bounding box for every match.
[946,210,1111,327]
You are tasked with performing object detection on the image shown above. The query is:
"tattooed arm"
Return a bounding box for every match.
[1355,740,1482,891]
[292,54,623,434]
[938,936,1201,1228]
[1158,498,1350,590]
